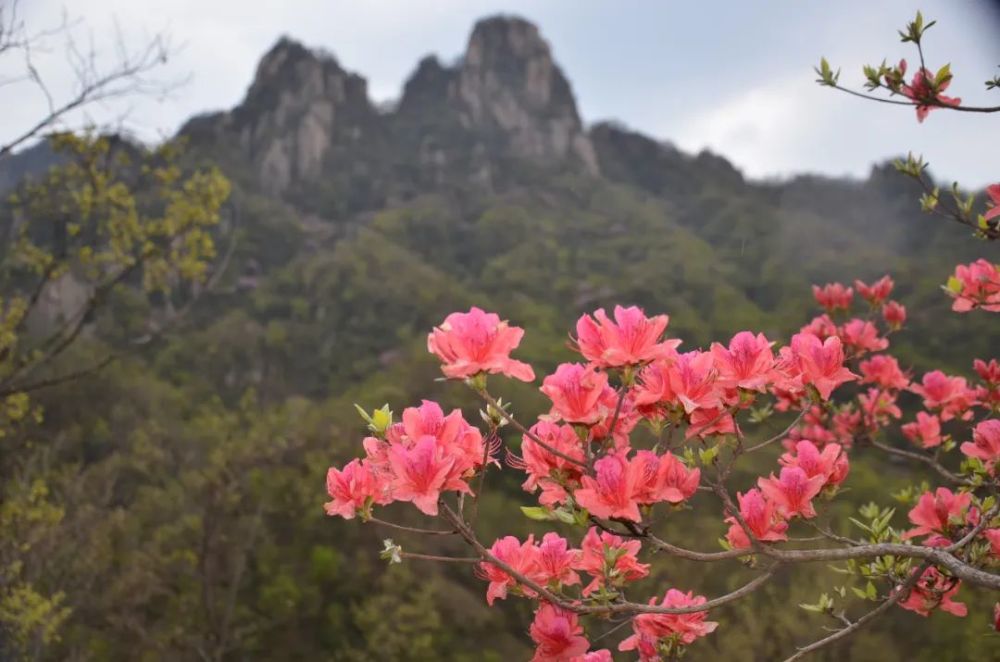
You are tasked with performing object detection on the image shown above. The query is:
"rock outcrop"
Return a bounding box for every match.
[181,16,599,203]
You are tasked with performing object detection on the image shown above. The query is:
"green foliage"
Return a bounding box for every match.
[1,124,997,660]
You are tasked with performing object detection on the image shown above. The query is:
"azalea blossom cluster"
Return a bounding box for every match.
[946,259,1000,313]
[325,276,1000,660]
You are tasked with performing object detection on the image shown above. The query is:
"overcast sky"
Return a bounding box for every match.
[3,0,1000,186]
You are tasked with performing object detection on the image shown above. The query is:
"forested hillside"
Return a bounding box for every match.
[1,14,996,662]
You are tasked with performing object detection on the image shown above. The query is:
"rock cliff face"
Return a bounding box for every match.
[183,38,380,196]
[452,16,598,175]
[180,16,598,202]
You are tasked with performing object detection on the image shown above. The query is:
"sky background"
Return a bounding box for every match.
[3,0,1000,186]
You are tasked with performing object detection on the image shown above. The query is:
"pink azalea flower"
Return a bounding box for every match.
[910,371,979,421]
[324,459,380,519]
[985,184,1000,223]
[830,407,862,448]
[427,307,535,381]
[903,487,973,541]
[633,359,677,413]
[902,412,943,449]
[574,453,642,522]
[685,405,737,439]
[974,358,1000,384]
[859,354,910,391]
[387,435,469,516]
[573,305,681,368]
[575,527,650,596]
[571,651,612,662]
[710,331,776,392]
[725,488,788,549]
[858,387,902,430]
[541,363,611,425]
[838,319,889,354]
[894,60,963,123]
[948,259,1000,313]
[529,604,591,662]
[519,421,586,506]
[631,450,700,505]
[779,440,849,488]
[589,389,640,446]
[812,283,854,311]
[985,529,1000,558]
[401,400,487,475]
[882,300,907,329]
[757,466,826,519]
[854,275,894,305]
[536,533,582,588]
[897,567,967,617]
[800,314,838,340]
[787,332,858,400]
[667,351,721,414]
[618,589,718,652]
[479,535,543,605]
[960,419,1000,469]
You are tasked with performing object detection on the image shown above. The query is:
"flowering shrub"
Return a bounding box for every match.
[326,272,1000,660]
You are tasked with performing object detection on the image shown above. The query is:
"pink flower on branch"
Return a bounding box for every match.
[779,440,849,489]
[854,275,894,306]
[631,450,701,505]
[946,259,1000,313]
[897,567,967,617]
[882,300,907,329]
[537,533,582,588]
[541,363,611,425]
[574,453,642,522]
[529,604,591,662]
[838,318,889,354]
[479,535,544,605]
[618,589,718,653]
[573,305,680,368]
[985,184,1000,223]
[324,459,381,519]
[783,332,857,400]
[710,331,777,392]
[960,419,1000,469]
[575,527,649,596]
[387,436,470,516]
[757,467,826,519]
[903,487,972,542]
[725,488,788,550]
[901,412,943,449]
[893,59,963,123]
[427,307,535,381]
[519,421,587,507]
[812,283,854,311]
[859,354,910,391]
[910,370,978,421]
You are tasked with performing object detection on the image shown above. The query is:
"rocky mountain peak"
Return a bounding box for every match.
[455,15,598,175]
[182,36,378,196]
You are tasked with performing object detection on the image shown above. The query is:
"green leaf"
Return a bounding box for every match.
[520,506,552,521]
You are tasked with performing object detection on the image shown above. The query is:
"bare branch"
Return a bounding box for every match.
[782,562,932,661]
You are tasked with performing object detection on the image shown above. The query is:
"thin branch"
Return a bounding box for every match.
[827,83,1000,113]
[399,552,479,564]
[367,516,457,536]
[440,502,779,615]
[472,386,587,468]
[744,405,811,453]
[782,562,932,662]
[869,439,969,485]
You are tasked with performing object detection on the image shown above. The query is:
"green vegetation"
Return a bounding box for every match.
[0,125,995,660]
